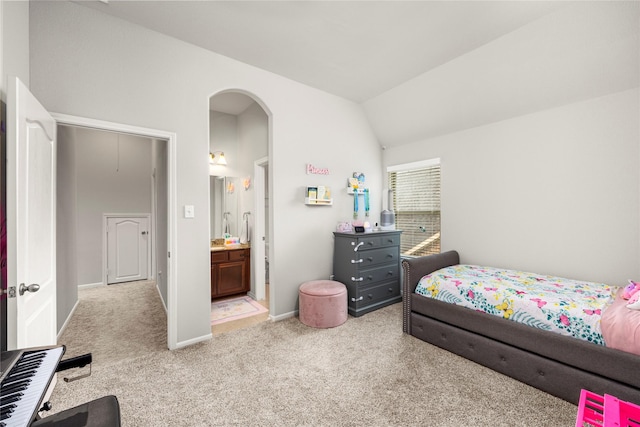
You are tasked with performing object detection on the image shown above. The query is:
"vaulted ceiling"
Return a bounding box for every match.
[76,1,564,103]
[73,1,638,147]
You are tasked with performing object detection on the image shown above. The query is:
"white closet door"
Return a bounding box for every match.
[107,216,149,284]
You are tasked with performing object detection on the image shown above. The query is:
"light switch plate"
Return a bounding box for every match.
[184,205,195,218]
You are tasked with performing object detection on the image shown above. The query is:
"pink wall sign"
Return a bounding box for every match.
[306,164,330,175]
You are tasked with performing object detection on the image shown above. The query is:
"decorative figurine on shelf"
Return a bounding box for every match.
[353,186,359,219]
[364,188,370,217]
[348,177,359,190]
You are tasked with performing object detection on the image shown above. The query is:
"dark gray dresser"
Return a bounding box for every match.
[332,230,402,317]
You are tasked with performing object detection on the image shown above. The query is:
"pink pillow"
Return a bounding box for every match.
[601,288,640,356]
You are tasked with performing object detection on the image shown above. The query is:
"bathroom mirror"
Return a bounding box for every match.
[210,176,239,240]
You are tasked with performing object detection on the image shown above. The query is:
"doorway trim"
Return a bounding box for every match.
[51,113,178,350]
[253,157,268,303]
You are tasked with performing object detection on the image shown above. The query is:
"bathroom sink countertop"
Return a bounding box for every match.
[210,243,251,252]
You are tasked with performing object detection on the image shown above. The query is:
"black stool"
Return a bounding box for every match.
[31,395,121,427]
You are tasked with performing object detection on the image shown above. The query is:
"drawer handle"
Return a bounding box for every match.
[367,275,373,281]
[367,241,374,246]
[388,287,394,293]
[351,277,363,282]
[367,257,373,262]
[367,294,373,300]
[387,254,393,258]
[387,271,393,276]
[352,242,364,252]
[350,259,363,264]
[351,296,364,302]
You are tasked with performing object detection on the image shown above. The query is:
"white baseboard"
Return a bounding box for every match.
[78,282,105,290]
[174,333,212,349]
[155,283,168,313]
[270,310,297,322]
[56,298,80,341]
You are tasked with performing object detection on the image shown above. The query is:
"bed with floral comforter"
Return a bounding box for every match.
[415,264,616,345]
[402,251,640,406]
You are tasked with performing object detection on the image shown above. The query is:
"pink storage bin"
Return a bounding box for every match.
[576,389,640,427]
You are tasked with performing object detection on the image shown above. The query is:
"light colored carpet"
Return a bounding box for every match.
[50,281,578,426]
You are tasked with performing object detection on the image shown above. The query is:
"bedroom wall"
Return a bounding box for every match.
[376,2,640,286]
[385,90,639,286]
[29,1,381,345]
[1,0,29,93]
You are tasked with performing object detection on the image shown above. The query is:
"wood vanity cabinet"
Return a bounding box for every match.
[211,248,251,299]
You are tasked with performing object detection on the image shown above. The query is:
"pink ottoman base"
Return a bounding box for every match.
[299,280,347,328]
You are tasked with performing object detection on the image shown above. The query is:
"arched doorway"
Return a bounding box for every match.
[208,90,272,329]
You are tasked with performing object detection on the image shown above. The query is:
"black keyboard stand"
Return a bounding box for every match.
[55,353,92,382]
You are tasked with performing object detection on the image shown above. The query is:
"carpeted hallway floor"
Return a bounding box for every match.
[49,280,578,426]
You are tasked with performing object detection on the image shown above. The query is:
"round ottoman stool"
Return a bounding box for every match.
[299,280,347,328]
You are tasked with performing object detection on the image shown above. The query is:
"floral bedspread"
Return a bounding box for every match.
[415,265,616,345]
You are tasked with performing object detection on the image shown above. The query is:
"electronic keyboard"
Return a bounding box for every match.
[0,346,65,427]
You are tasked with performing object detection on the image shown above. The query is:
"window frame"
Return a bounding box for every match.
[387,158,441,258]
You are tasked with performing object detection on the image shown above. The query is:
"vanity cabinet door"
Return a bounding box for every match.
[211,249,250,299]
[216,260,246,296]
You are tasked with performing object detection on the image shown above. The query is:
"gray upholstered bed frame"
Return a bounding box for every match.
[402,250,640,405]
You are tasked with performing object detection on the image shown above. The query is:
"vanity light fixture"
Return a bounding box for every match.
[209,151,227,165]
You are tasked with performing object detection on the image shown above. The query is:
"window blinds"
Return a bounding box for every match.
[388,160,441,257]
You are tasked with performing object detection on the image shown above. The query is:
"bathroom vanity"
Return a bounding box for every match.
[210,245,251,299]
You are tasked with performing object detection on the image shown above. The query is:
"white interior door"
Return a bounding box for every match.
[106,216,149,284]
[6,77,57,350]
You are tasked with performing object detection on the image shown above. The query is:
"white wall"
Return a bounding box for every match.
[72,127,153,285]
[209,111,238,178]
[56,126,79,331]
[1,0,29,93]
[29,1,382,344]
[378,1,640,286]
[386,90,639,285]
[237,102,268,238]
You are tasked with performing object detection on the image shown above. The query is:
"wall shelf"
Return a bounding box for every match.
[347,188,368,195]
[305,198,333,206]
[305,186,332,206]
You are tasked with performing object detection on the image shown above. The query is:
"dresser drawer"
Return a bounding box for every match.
[229,249,249,261]
[348,264,399,285]
[339,247,399,276]
[211,251,229,262]
[351,281,400,308]
[337,233,401,253]
[356,247,398,268]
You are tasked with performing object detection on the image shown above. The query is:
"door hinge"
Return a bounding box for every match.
[168,251,171,258]
[3,286,16,298]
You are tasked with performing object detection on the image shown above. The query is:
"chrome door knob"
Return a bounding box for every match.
[19,283,40,296]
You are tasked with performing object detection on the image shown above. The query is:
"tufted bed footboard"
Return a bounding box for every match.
[402,251,640,405]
